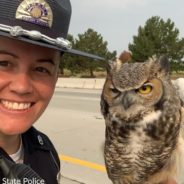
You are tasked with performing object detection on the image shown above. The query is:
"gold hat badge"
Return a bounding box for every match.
[16,0,53,28]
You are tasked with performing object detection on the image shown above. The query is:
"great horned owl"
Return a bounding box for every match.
[101,56,184,184]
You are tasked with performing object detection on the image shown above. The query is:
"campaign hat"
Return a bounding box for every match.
[0,0,104,60]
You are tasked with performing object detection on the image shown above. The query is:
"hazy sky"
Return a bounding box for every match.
[68,0,184,55]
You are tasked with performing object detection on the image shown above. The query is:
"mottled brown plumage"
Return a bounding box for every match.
[101,56,184,184]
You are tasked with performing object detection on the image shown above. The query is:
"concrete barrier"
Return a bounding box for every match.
[56,78,184,101]
[56,78,106,89]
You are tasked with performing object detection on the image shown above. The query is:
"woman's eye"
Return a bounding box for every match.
[137,85,153,94]
[35,67,51,74]
[0,61,10,67]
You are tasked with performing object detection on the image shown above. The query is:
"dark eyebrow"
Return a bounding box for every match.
[0,50,19,58]
[37,59,56,66]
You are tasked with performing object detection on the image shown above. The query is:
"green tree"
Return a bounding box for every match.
[72,28,116,77]
[129,16,184,67]
[60,34,76,75]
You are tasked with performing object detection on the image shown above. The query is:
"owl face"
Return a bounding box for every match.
[101,56,177,120]
[116,78,164,110]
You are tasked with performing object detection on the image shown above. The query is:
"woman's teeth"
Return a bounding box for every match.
[1,100,31,110]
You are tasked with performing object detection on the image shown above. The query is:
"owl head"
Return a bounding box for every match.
[101,56,180,121]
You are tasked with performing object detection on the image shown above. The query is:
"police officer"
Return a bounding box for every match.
[0,0,103,183]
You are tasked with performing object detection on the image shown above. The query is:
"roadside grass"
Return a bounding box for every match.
[171,72,184,79]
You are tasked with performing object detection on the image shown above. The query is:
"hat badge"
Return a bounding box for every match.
[30,5,43,19]
[16,0,53,28]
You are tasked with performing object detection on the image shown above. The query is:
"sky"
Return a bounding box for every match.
[68,0,184,55]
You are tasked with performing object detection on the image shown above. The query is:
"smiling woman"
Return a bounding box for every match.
[0,36,61,184]
[0,0,103,183]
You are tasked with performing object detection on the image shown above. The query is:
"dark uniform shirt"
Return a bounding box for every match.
[0,127,60,184]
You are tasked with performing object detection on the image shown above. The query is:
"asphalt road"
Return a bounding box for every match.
[35,88,111,184]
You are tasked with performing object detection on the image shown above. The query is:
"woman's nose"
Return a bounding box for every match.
[9,72,33,95]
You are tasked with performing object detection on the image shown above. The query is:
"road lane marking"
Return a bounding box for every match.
[60,154,106,172]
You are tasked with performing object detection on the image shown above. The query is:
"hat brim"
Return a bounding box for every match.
[0,30,105,61]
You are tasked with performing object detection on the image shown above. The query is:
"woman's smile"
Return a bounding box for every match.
[1,100,32,111]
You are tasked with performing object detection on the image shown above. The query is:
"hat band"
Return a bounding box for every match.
[0,24,72,49]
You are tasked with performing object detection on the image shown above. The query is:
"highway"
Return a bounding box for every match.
[35,87,111,184]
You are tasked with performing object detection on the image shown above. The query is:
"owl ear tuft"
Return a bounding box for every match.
[106,59,121,75]
[106,60,114,75]
[157,55,170,75]
[107,59,123,72]
[107,50,131,72]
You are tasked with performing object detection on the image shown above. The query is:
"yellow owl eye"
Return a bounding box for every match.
[137,85,152,94]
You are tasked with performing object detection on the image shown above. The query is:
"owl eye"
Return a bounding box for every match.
[110,87,120,94]
[137,84,153,94]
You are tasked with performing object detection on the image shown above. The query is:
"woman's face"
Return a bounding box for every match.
[0,37,60,135]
